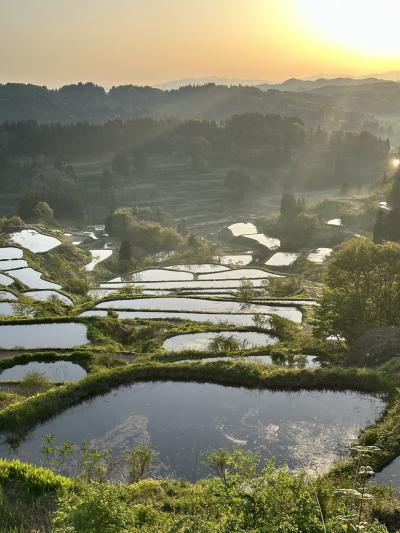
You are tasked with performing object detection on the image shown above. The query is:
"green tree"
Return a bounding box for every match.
[33,201,55,225]
[280,192,302,221]
[0,215,24,231]
[187,233,199,249]
[315,239,400,344]
[119,240,133,263]
[17,170,85,223]
[107,207,183,254]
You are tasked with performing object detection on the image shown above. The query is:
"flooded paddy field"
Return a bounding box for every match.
[0,381,385,480]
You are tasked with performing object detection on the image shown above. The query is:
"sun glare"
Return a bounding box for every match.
[297,0,400,56]
[392,158,400,169]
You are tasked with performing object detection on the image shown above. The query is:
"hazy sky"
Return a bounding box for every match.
[1,0,400,87]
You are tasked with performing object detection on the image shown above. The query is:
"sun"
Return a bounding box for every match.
[296,0,400,56]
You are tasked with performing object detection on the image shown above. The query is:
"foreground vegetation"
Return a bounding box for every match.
[1,447,397,532]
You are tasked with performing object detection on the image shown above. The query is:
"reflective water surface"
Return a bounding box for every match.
[0,291,17,301]
[218,255,253,267]
[307,248,333,264]
[164,264,230,274]
[0,382,385,480]
[0,303,17,316]
[84,250,113,272]
[6,268,61,290]
[198,268,280,280]
[9,229,61,253]
[0,323,89,349]
[95,297,299,318]
[265,253,300,267]
[80,310,272,326]
[0,259,28,270]
[0,273,14,286]
[0,247,23,260]
[0,361,87,383]
[228,223,257,237]
[163,331,278,352]
[24,290,73,306]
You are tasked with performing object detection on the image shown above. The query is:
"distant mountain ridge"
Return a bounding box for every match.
[153,74,399,92]
[257,77,387,92]
[155,76,271,90]
[1,77,400,126]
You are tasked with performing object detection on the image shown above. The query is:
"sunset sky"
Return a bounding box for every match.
[1,0,400,87]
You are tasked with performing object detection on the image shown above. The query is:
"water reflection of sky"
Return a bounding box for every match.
[0,382,385,481]
[0,361,86,383]
[0,323,89,349]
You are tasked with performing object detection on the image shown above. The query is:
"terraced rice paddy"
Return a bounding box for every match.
[163,331,278,352]
[9,229,61,253]
[164,264,230,273]
[0,361,87,383]
[198,268,279,280]
[0,323,89,349]
[80,310,272,326]
[89,288,172,298]
[128,269,194,282]
[307,248,332,263]
[241,234,280,250]
[0,291,17,301]
[0,247,23,260]
[100,279,271,290]
[0,273,14,286]
[0,382,385,480]
[265,252,300,267]
[218,254,253,266]
[228,222,257,237]
[0,302,17,316]
[84,250,113,272]
[24,290,73,305]
[88,263,305,325]
[0,259,28,270]
[94,297,300,317]
[326,219,342,227]
[6,268,61,290]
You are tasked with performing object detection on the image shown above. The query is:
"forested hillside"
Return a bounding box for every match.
[0,114,390,223]
[0,81,389,131]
